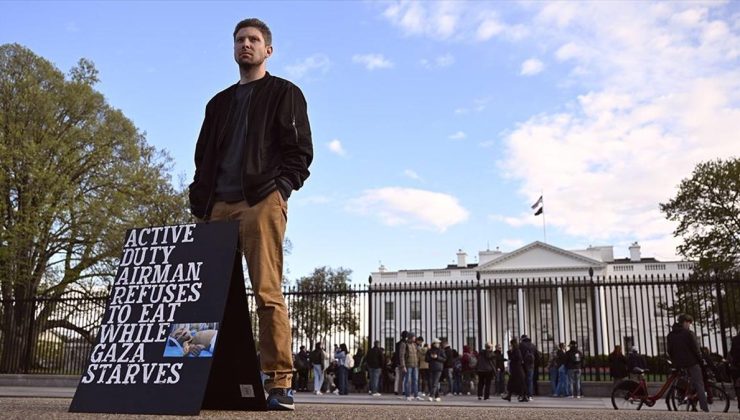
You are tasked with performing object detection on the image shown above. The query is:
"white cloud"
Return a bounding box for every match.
[352,53,394,70]
[382,2,526,42]
[493,2,740,261]
[448,131,466,140]
[382,1,461,39]
[327,139,347,156]
[520,58,544,76]
[455,97,490,115]
[348,187,469,232]
[421,53,455,69]
[284,54,331,80]
[403,169,422,181]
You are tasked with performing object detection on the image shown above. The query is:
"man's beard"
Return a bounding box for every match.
[237,56,265,71]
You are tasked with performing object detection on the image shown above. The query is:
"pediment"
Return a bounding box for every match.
[477,241,604,272]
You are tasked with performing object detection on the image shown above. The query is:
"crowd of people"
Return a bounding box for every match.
[289,318,740,412]
[289,331,583,402]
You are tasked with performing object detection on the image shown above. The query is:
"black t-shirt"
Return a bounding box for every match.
[215,81,254,202]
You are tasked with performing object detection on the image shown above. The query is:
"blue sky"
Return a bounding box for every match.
[2,1,739,283]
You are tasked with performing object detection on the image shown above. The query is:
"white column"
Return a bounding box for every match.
[557,287,565,344]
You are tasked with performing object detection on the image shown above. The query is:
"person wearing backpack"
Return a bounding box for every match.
[565,340,584,398]
[475,343,496,400]
[309,342,326,395]
[520,334,537,400]
[461,345,478,395]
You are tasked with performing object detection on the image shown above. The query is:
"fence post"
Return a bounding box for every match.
[24,296,37,374]
[476,272,483,351]
[367,276,373,352]
[714,277,728,356]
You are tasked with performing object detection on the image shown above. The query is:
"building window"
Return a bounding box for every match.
[506,300,518,336]
[384,302,394,321]
[437,299,447,321]
[385,337,394,352]
[540,300,554,341]
[410,300,421,320]
[465,299,475,320]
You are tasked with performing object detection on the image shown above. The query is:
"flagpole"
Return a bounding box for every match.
[542,196,547,244]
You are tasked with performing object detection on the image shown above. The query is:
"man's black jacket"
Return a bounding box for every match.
[189,72,313,219]
[666,322,702,368]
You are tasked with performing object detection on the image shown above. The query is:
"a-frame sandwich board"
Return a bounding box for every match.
[69,221,265,415]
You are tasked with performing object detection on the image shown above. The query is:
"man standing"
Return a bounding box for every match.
[565,341,583,398]
[309,343,326,395]
[188,18,313,411]
[442,340,454,395]
[400,333,420,400]
[366,341,384,396]
[393,331,408,396]
[667,314,709,412]
[296,345,310,391]
[520,334,538,400]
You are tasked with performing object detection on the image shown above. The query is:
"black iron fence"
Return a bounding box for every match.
[2,274,738,382]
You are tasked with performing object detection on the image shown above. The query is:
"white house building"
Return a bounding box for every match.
[369,241,700,357]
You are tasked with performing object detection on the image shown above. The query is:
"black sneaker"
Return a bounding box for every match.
[266,388,295,411]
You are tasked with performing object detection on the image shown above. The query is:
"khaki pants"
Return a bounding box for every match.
[209,190,292,390]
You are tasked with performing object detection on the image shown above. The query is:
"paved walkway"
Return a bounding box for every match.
[0,387,737,419]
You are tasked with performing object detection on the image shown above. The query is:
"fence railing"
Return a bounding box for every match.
[1,274,738,383]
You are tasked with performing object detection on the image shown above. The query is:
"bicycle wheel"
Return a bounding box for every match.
[669,376,690,411]
[673,382,730,413]
[611,379,645,410]
[706,383,730,413]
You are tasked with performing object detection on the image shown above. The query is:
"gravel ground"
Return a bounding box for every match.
[0,398,738,420]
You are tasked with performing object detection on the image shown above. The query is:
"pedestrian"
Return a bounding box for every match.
[461,345,477,395]
[451,349,463,395]
[565,340,584,398]
[627,346,647,380]
[295,345,310,391]
[555,342,569,397]
[426,338,447,402]
[729,333,740,413]
[667,314,708,412]
[547,345,560,396]
[335,343,351,395]
[520,334,538,400]
[309,343,326,394]
[476,343,495,400]
[442,340,454,395]
[418,339,430,396]
[502,338,528,402]
[393,331,408,396]
[366,340,384,396]
[188,17,313,412]
[608,345,628,384]
[351,348,367,392]
[399,332,421,400]
[493,344,506,395]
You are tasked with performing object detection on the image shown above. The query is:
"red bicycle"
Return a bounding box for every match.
[611,366,681,410]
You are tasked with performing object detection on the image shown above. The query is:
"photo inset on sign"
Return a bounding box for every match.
[164,322,219,358]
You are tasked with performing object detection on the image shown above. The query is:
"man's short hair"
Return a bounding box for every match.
[678,313,694,324]
[233,18,272,46]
